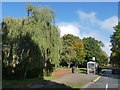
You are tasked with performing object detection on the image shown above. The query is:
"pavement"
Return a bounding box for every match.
[85,69,120,89]
[30,72,99,88]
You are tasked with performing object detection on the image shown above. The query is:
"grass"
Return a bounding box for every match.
[3,75,57,88]
[55,66,69,70]
[100,68,107,73]
[44,75,57,80]
[63,82,86,88]
[3,78,43,88]
[75,68,87,73]
[2,67,87,88]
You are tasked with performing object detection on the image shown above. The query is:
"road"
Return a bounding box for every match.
[86,69,120,89]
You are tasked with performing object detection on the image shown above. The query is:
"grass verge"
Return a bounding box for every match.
[100,68,107,74]
[55,66,69,70]
[3,75,57,88]
[44,75,57,80]
[75,68,87,73]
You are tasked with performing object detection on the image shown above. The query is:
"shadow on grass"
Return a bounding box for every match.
[2,80,80,90]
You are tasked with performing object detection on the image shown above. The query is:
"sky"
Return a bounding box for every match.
[2,2,118,56]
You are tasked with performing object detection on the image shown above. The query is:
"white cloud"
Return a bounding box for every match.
[57,22,81,37]
[77,10,118,56]
[102,41,112,56]
[99,16,118,31]
[78,11,98,24]
[78,10,118,31]
[57,11,118,56]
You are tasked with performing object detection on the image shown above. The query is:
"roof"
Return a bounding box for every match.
[87,61,96,64]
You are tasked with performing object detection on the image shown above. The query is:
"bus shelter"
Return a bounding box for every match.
[87,61,98,74]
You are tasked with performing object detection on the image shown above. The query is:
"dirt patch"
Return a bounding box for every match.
[53,69,72,78]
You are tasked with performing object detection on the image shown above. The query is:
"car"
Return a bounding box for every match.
[112,67,120,74]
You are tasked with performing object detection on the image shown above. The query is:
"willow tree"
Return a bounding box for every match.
[2,4,61,79]
[26,4,61,75]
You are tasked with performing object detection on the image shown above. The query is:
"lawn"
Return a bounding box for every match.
[3,75,57,88]
[3,67,71,88]
[2,78,43,88]
[2,67,88,88]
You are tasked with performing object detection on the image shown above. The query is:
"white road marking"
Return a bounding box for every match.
[106,84,108,90]
[92,76,101,83]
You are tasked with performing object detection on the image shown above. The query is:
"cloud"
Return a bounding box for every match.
[77,10,118,56]
[78,11,98,24]
[57,22,81,37]
[57,11,118,56]
[102,41,112,56]
[99,16,118,31]
[78,10,118,31]
[81,30,112,56]
[81,31,100,39]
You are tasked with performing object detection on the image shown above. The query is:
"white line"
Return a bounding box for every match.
[106,84,108,90]
[92,76,101,83]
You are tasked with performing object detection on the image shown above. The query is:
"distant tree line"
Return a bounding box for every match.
[60,35,108,68]
[2,4,108,80]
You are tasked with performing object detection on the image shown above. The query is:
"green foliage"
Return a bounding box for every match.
[110,22,120,67]
[60,34,86,67]
[2,4,61,79]
[83,37,108,66]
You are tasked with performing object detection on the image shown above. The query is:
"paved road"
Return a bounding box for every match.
[86,69,120,89]
[31,72,99,88]
[52,72,98,83]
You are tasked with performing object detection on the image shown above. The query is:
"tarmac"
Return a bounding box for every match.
[30,72,100,88]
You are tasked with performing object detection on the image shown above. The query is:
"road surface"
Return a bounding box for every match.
[86,69,120,89]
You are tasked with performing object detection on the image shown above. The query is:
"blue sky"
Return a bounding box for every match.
[2,2,118,56]
[2,2,117,20]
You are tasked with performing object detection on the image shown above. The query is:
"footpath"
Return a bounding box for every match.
[30,70,100,88]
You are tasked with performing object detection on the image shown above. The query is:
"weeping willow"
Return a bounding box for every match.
[2,4,61,79]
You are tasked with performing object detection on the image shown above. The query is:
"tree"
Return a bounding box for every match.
[60,34,85,67]
[83,37,108,66]
[2,4,61,79]
[97,50,108,67]
[71,37,86,65]
[110,22,120,67]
